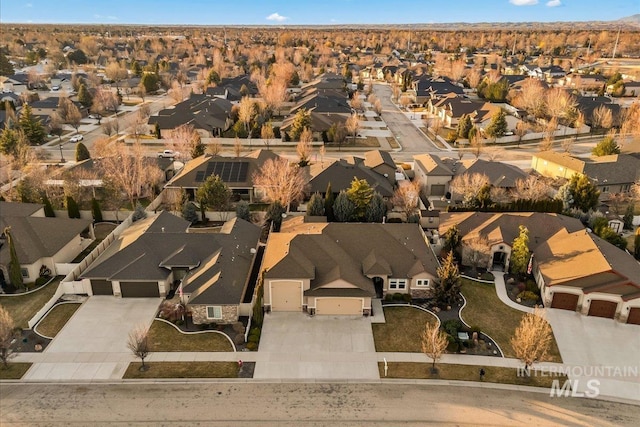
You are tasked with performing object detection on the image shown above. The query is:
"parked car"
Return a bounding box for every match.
[158,149,179,158]
[88,114,102,120]
[69,134,84,143]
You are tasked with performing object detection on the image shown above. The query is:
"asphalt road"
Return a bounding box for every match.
[1,382,638,426]
[374,84,441,153]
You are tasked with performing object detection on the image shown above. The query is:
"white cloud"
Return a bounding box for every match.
[266,12,288,22]
[509,0,538,5]
[546,0,561,6]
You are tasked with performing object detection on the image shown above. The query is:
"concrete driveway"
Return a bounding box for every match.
[253,312,379,380]
[23,296,160,381]
[546,309,640,400]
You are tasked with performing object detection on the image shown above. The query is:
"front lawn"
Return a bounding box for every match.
[373,307,438,352]
[0,277,62,329]
[147,320,233,352]
[35,303,81,338]
[123,362,239,379]
[378,362,567,388]
[461,279,562,362]
[0,363,32,380]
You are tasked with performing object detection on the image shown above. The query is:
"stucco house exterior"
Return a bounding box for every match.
[81,211,261,324]
[261,217,440,316]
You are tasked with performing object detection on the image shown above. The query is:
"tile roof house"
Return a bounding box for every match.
[165,149,282,202]
[148,94,233,137]
[531,151,640,201]
[261,217,440,315]
[0,201,93,289]
[81,212,261,323]
[439,212,640,324]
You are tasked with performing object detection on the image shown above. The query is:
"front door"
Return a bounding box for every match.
[373,277,384,299]
[492,252,506,270]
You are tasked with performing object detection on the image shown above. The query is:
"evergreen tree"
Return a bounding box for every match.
[333,190,356,222]
[510,225,530,277]
[154,123,161,139]
[346,177,373,221]
[206,69,221,86]
[235,200,251,222]
[567,174,599,212]
[132,202,147,222]
[324,182,335,222]
[75,142,91,161]
[0,128,20,157]
[485,109,508,140]
[592,136,620,156]
[434,251,461,307]
[182,201,198,224]
[623,205,634,230]
[366,192,386,223]
[457,114,473,139]
[77,83,93,107]
[91,197,103,222]
[18,104,46,145]
[130,60,142,77]
[190,134,205,158]
[66,196,81,219]
[443,224,462,255]
[140,73,159,93]
[306,192,325,216]
[4,227,24,291]
[196,175,230,221]
[42,194,55,217]
[0,52,14,76]
[288,109,312,141]
[266,201,286,232]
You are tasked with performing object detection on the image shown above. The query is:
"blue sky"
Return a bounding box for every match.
[1,0,637,25]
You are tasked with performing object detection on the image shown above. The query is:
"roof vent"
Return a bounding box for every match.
[161,227,165,232]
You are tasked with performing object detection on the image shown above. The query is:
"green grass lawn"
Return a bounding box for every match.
[378,362,567,388]
[123,362,239,379]
[148,320,233,352]
[0,363,32,380]
[461,279,562,362]
[35,303,81,338]
[0,277,62,329]
[373,306,438,352]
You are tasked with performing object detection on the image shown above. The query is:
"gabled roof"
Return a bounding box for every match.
[306,158,394,197]
[455,158,527,188]
[413,153,453,176]
[533,151,640,184]
[0,201,92,265]
[263,222,439,296]
[364,150,396,171]
[165,149,281,190]
[148,94,232,131]
[82,212,261,305]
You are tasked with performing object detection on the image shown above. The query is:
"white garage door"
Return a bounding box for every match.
[271,281,302,311]
[315,298,363,315]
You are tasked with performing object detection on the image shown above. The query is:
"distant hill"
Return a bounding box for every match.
[617,14,640,25]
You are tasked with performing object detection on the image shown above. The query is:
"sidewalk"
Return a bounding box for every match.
[492,272,534,314]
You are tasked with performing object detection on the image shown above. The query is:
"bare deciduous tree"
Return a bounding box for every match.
[510,308,552,376]
[350,91,363,113]
[591,104,613,132]
[0,305,18,368]
[261,123,274,150]
[296,128,313,166]
[252,158,305,211]
[421,322,449,373]
[514,176,551,201]
[233,137,243,158]
[466,235,491,274]
[392,180,421,222]
[127,324,151,371]
[168,124,200,160]
[208,139,222,156]
[449,173,490,206]
[345,113,360,145]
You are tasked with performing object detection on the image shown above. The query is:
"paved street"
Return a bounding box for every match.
[1,383,638,426]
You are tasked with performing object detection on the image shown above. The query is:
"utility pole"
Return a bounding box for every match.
[611,28,621,60]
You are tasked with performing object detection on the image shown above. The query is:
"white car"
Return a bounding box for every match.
[158,149,179,158]
[69,134,84,143]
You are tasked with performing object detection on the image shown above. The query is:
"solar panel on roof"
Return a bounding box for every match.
[200,162,249,183]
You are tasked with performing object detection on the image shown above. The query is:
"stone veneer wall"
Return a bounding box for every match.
[410,288,434,299]
[190,305,239,324]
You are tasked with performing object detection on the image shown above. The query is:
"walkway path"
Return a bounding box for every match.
[492,271,534,314]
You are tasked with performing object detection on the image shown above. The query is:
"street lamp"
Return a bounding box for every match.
[59,143,66,163]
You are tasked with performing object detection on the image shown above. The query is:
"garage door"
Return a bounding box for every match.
[271,281,302,311]
[315,298,362,315]
[588,300,617,319]
[431,184,445,196]
[550,293,579,311]
[91,279,113,295]
[627,307,640,325]
[120,281,160,298]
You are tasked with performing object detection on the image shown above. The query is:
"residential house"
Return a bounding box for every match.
[165,149,282,202]
[81,212,261,324]
[413,153,455,198]
[560,73,607,93]
[412,76,464,105]
[439,211,640,324]
[531,151,640,200]
[30,97,87,121]
[575,96,621,127]
[148,94,233,137]
[0,201,93,289]
[261,217,440,315]
[429,95,484,128]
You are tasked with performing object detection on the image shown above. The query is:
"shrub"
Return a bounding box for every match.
[392,293,404,301]
[250,327,261,338]
[248,334,260,343]
[402,293,412,302]
[442,319,463,336]
[246,341,258,351]
[517,290,538,301]
[385,294,394,302]
[516,282,526,292]
[233,334,245,346]
[525,279,538,293]
[34,276,49,287]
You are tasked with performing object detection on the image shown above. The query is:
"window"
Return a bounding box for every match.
[416,279,430,288]
[21,269,29,278]
[601,186,609,193]
[389,279,407,290]
[621,184,630,192]
[206,306,222,319]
